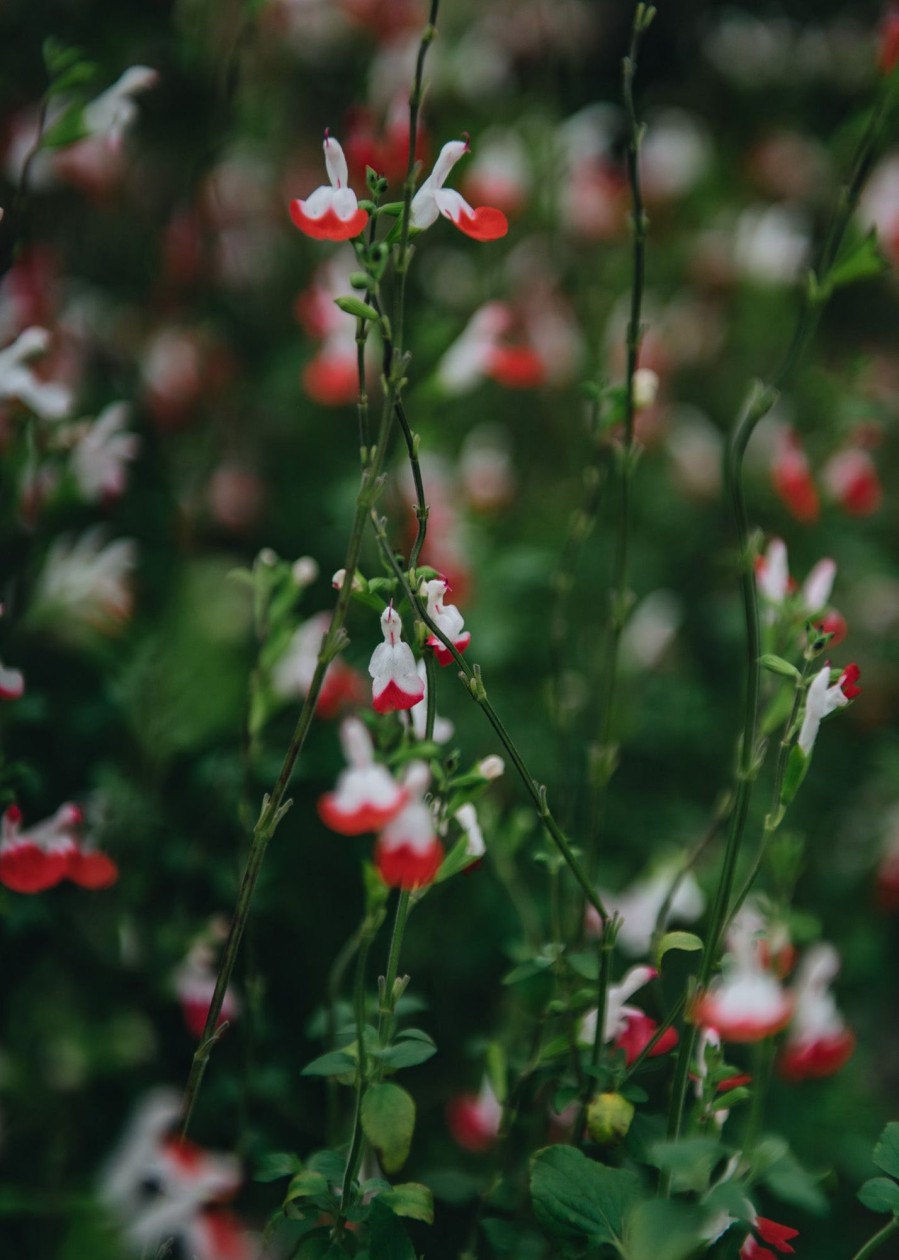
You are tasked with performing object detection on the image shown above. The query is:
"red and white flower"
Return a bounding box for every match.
[778,943,855,1081]
[369,605,425,713]
[271,611,365,718]
[579,965,659,1047]
[318,716,409,834]
[740,1216,798,1260]
[693,914,792,1043]
[410,139,509,241]
[0,803,118,893]
[446,1075,502,1152]
[435,302,543,394]
[797,662,860,757]
[771,428,819,523]
[289,132,369,241]
[173,933,240,1040]
[586,865,704,957]
[0,659,24,700]
[423,578,470,665]
[374,761,444,889]
[822,446,883,516]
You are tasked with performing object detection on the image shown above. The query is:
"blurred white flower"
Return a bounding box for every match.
[34,528,136,633]
[733,204,809,283]
[0,326,72,420]
[82,66,158,148]
[69,401,139,501]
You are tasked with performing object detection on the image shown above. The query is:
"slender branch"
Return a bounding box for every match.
[849,1218,899,1260]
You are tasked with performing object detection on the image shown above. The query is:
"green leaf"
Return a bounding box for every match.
[714,1086,751,1110]
[858,1177,899,1214]
[300,1049,357,1077]
[334,295,380,321]
[375,1039,437,1070]
[285,1170,332,1204]
[40,108,88,150]
[378,1182,434,1223]
[780,744,809,806]
[396,1027,436,1046]
[361,1083,416,1173]
[655,931,703,966]
[759,654,802,681]
[761,1148,828,1215]
[369,1197,416,1260]
[530,1144,642,1246]
[567,951,600,981]
[827,230,889,293]
[874,1123,899,1179]
[647,1138,723,1194]
[503,955,554,985]
[255,1151,303,1182]
[624,1199,706,1260]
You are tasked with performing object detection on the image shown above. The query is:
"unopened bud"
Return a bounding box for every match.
[478,755,505,780]
[257,547,278,568]
[586,1092,634,1145]
[332,568,363,593]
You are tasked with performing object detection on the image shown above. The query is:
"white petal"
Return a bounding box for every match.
[324,135,350,190]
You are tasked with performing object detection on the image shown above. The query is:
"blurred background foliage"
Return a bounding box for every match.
[0,0,897,1256]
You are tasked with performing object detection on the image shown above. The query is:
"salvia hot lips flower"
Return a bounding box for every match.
[318,716,409,834]
[578,965,677,1065]
[289,132,369,241]
[446,1075,502,1152]
[693,915,793,1043]
[422,578,470,665]
[778,943,855,1081]
[797,662,861,758]
[740,1216,799,1260]
[410,139,509,241]
[0,803,118,893]
[369,604,425,713]
[374,760,444,889]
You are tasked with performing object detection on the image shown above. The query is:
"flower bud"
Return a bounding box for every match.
[292,556,319,587]
[477,754,505,780]
[632,368,659,409]
[586,1092,634,1145]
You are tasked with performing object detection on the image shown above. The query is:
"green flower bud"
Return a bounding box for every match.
[586,1092,634,1145]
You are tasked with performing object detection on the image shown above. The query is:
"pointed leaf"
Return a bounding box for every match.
[874,1123,899,1179]
[827,230,889,293]
[301,1049,357,1077]
[655,931,703,967]
[378,1182,434,1223]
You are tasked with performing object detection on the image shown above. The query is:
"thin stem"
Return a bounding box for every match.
[662,84,893,1170]
[849,1218,899,1260]
[370,511,608,921]
[378,888,412,1046]
[339,929,376,1214]
[179,2,442,1135]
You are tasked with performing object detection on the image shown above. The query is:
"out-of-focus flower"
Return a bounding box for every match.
[436,302,543,394]
[344,93,426,187]
[454,802,485,861]
[822,446,883,516]
[0,326,72,420]
[369,605,425,713]
[82,67,159,148]
[620,589,683,672]
[666,407,723,501]
[755,538,840,630]
[858,152,899,266]
[461,127,530,216]
[587,866,704,957]
[99,1088,253,1259]
[69,401,139,501]
[446,1075,502,1151]
[733,204,809,284]
[477,755,505,781]
[740,1216,798,1260]
[771,428,819,522]
[33,529,136,634]
[289,132,368,241]
[410,139,508,241]
[693,1027,752,1129]
[693,913,793,1042]
[879,4,899,75]
[458,426,515,513]
[0,803,118,893]
[640,109,711,203]
[613,1009,679,1066]
[778,943,855,1081]
[374,761,443,889]
[0,654,24,700]
[423,578,470,665]
[797,663,860,757]
[318,716,409,834]
[578,965,658,1046]
[271,611,366,718]
[173,932,240,1040]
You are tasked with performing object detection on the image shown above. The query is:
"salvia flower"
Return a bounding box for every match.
[579,965,658,1047]
[82,66,159,148]
[410,139,509,241]
[289,132,369,241]
[587,865,705,957]
[423,578,470,665]
[0,803,118,893]
[70,401,140,502]
[271,611,365,717]
[693,914,792,1043]
[369,604,425,712]
[454,802,486,861]
[446,1075,502,1152]
[797,662,860,757]
[0,326,72,420]
[778,943,855,1081]
[374,760,444,889]
[317,716,409,834]
[740,1216,798,1260]
[771,428,819,523]
[822,446,883,516]
[0,658,24,699]
[173,934,240,1040]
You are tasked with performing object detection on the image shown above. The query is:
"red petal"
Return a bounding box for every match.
[778,1030,855,1081]
[755,1217,799,1253]
[452,206,508,242]
[372,677,425,713]
[303,354,359,405]
[374,837,444,889]
[486,345,545,389]
[316,662,367,719]
[840,662,862,700]
[427,632,471,667]
[289,202,369,242]
[317,789,410,835]
[66,849,119,889]
[446,1095,498,1152]
[0,844,68,893]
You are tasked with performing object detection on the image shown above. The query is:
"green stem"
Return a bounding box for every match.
[370,511,608,921]
[179,1,442,1137]
[339,928,376,1214]
[850,1218,899,1260]
[378,888,412,1047]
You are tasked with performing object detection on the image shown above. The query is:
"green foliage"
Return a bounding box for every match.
[530,1145,642,1247]
[361,1083,416,1173]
